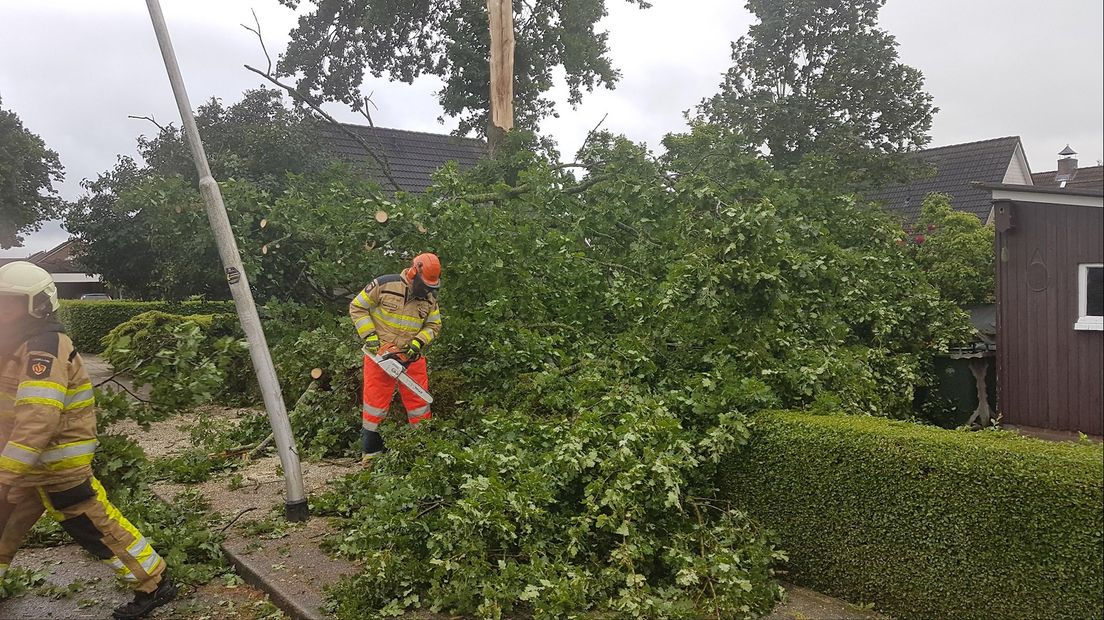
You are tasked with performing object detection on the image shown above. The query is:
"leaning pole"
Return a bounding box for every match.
[144,0,308,521]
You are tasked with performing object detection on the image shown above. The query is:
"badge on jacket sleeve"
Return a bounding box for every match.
[28,356,53,378]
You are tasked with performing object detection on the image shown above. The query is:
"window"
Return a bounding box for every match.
[1075,263,1103,331]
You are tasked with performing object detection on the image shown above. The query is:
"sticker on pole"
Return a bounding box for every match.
[226,267,241,285]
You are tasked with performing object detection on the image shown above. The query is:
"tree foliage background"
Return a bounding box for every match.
[0,98,64,249]
[700,0,936,186]
[64,88,332,299]
[276,0,651,135]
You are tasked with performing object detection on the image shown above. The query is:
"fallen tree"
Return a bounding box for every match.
[117,128,971,618]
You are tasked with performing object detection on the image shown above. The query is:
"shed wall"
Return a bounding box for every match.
[995,200,1103,434]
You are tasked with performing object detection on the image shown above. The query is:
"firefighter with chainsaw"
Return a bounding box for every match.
[350,253,442,465]
[0,262,176,619]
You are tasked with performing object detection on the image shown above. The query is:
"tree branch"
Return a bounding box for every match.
[359,93,378,128]
[577,256,645,278]
[219,507,259,532]
[240,9,272,76]
[459,173,612,204]
[577,112,609,155]
[127,115,169,133]
[100,378,157,406]
[244,64,403,193]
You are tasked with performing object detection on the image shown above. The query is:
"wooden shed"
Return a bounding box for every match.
[988,184,1104,435]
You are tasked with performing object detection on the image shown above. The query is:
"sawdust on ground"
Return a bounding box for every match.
[153,452,358,529]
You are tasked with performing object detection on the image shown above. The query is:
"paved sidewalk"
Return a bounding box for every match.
[765,584,886,620]
[222,518,357,620]
[1,545,282,620]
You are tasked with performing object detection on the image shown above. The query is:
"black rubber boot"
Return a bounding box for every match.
[362,428,385,454]
[112,576,177,619]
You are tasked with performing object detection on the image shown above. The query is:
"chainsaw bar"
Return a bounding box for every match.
[368,353,434,404]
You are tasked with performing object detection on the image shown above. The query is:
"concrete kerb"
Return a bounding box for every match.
[221,536,328,620]
[149,486,357,620]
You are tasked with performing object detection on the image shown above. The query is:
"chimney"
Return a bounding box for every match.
[1056,144,1078,183]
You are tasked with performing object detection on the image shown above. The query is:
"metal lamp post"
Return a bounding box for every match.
[144,0,308,521]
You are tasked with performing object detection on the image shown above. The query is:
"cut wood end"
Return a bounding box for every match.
[261,244,269,255]
[259,218,268,229]
[416,223,428,234]
[375,210,389,223]
[310,368,325,380]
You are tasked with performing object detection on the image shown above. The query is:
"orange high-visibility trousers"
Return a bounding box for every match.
[361,356,432,432]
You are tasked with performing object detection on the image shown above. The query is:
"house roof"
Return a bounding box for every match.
[31,240,79,273]
[867,136,1025,222]
[1031,165,1104,191]
[0,240,86,273]
[979,183,1104,212]
[319,123,486,193]
[979,182,1104,198]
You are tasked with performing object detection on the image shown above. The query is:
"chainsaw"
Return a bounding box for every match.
[364,343,434,404]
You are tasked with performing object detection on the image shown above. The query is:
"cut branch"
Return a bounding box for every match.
[246,433,275,460]
[220,507,259,532]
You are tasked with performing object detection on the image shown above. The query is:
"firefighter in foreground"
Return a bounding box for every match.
[350,253,443,465]
[0,262,176,619]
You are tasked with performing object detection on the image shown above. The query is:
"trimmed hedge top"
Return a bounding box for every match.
[58,300,236,353]
[722,411,1104,620]
[759,411,1104,468]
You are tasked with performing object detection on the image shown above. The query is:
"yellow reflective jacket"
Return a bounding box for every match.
[349,273,442,349]
[0,324,98,488]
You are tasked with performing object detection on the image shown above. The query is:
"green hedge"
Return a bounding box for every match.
[58,300,235,353]
[721,411,1104,620]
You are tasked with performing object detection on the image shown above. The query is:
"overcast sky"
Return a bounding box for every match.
[2,0,1102,256]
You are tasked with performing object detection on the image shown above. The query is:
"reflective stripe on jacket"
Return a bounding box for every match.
[349,273,442,349]
[0,329,98,487]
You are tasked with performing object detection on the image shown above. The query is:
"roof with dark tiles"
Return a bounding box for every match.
[0,241,81,272]
[319,123,486,193]
[1032,165,1104,191]
[867,136,1024,223]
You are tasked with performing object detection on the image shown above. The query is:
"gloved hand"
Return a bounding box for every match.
[364,332,380,350]
[377,342,408,363]
[403,339,424,362]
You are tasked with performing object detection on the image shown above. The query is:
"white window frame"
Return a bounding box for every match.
[1075,263,1104,331]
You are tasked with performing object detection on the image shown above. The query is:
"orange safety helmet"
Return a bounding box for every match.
[406,252,441,289]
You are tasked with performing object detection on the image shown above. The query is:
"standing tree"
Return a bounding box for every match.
[0,98,64,249]
[65,89,332,299]
[905,193,995,306]
[274,0,650,136]
[700,0,936,182]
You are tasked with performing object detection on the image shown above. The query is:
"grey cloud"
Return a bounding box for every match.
[881,0,1104,168]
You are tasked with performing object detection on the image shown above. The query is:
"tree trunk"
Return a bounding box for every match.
[487,0,515,152]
